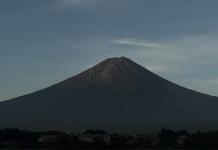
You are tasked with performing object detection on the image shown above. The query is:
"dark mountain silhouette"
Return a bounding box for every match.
[1,57,218,132]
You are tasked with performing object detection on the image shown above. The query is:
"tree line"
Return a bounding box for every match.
[0,128,218,149]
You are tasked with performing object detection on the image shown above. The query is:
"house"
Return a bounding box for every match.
[146,135,160,146]
[79,129,110,145]
[177,135,188,145]
[37,131,63,144]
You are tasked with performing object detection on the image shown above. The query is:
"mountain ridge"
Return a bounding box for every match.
[0,56,218,132]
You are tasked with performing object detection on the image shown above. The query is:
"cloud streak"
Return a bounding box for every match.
[114,38,166,48]
[61,0,93,5]
[55,0,99,8]
[115,35,218,69]
[111,35,218,96]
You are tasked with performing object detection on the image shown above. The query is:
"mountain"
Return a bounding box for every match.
[1,56,218,132]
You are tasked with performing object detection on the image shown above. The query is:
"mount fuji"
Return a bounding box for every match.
[1,57,218,132]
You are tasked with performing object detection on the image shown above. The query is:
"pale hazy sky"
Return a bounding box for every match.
[1,0,218,100]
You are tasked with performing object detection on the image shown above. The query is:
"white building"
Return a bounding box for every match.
[38,131,63,143]
[79,129,110,145]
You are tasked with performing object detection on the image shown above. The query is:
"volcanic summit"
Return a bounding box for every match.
[0,57,218,132]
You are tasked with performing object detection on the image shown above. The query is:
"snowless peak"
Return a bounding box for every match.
[117,56,131,62]
[0,56,217,132]
[101,56,130,62]
[95,56,134,70]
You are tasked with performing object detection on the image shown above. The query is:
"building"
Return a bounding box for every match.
[79,129,110,145]
[38,131,63,144]
[177,135,188,145]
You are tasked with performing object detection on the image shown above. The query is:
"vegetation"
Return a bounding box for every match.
[0,128,217,149]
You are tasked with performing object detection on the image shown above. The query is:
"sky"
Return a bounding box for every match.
[1,0,218,100]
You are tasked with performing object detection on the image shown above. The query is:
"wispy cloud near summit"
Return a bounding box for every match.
[61,0,93,4]
[56,0,99,7]
[114,38,166,49]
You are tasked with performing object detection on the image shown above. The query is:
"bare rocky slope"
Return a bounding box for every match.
[0,57,218,132]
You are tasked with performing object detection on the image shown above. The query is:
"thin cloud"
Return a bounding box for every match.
[114,38,166,48]
[61,0,92,5]
[59,34,218,96]
[114,35,218,72]
[111,35,218,96]
[55,0,99,7]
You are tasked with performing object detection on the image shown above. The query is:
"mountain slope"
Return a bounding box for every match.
[0,57,218,132]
